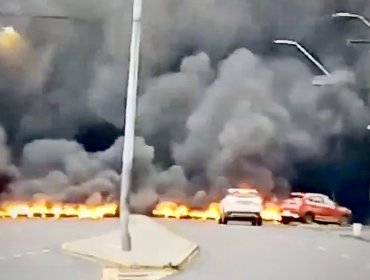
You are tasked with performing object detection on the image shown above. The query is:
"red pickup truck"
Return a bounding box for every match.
[280,192,352,226]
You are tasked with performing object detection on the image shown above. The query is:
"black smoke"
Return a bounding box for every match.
[0,0,369,221]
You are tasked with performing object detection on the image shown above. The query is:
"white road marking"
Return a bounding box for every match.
[0,256,5,260]
[13,254,22,258]
[41,248,51,253]
[25,251,35,256]
[102,267,175,280]
[340,253,350,259]
[317,246,327,252]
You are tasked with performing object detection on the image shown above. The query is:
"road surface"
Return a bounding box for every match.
[0,218,118,280]
[160,220,370,280]
[1,218,370,280]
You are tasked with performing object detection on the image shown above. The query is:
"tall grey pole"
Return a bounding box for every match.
[274,39,331,77]
[332,12,370,29]
[120,0,142,251]
[347,39,370,45]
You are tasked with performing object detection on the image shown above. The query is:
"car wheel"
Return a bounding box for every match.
[256,217,263,226]
[281,217,291,225]
[219,215,228,224]
[218,215,222,224]
[303,213,315,224]
[339,215,350,226]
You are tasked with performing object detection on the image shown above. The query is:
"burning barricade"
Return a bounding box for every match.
[0,200,118,219]
[151,199,283,223]
[152,201,221,221]
[260,202,282,222]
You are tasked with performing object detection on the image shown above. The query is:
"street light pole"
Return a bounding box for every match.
[347,39,370,45]
[274,39,333,86]
[120,0,142,251]
[332,12,370,29]
[274,39,331,77]
[0,5,143,251]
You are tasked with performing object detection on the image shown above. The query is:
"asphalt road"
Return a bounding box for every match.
[160,220,370,280]
[0,218,118,280]
[1,218,370,280]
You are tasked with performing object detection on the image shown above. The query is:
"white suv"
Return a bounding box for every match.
[219,189,263,226]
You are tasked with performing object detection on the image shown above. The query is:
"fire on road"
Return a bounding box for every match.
[0,195,282,222]
[152,201,221,221]
[151,200,282,222]
[0,200,118,219]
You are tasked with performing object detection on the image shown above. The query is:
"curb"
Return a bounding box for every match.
[101,267,176,280]
[176,244,199,271]
[61,215,200,271]
[62,242,199,270]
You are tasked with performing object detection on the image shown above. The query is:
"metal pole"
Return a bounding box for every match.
[120,0,142,251]
[347,39,370,45]
[332,12,370,29]
[274,39,332,77]
[294,43,331,77]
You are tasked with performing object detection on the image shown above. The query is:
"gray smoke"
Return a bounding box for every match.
[139,47,369,204]
[0,0,369,212]
[137,52,213,138]
[10,136,156,202]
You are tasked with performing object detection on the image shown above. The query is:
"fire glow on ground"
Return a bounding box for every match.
[151,201,282,222]
[0,201,118,219]
[0,200,282,221]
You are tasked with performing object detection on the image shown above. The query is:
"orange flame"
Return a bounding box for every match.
[260,202,282,222]
[0,26,28,64]
[152,201,221,221]
[153,200,283,222]
[0,201,118,219]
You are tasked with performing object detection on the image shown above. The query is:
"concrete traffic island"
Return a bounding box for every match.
[62,215,198,274]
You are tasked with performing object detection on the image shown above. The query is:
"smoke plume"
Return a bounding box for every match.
[0,0,369,216]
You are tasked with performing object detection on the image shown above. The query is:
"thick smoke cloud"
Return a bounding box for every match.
[0,0,369,214]
[170,49,368,197]
[8,135,157,204]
